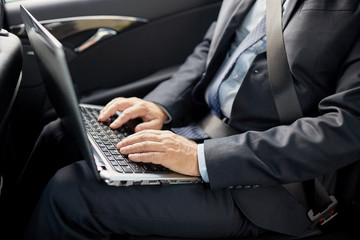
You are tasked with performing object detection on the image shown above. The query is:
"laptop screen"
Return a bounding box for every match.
[0,0,4,30]
[20,5,100,180]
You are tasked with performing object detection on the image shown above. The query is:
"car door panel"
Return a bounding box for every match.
[5,0,221,112]
[80,65,179,105]
[69,3,221,101]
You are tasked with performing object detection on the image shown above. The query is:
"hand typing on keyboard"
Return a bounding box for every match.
[117,129,201,177]
[98,97,200,177]
[98,97,169,132]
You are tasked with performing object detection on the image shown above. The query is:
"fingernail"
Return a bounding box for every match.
[119,147,127,154]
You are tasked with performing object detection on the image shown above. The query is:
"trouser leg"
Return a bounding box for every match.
[4,119,80,238]
[24,161,263,240]
[18,119,81,194]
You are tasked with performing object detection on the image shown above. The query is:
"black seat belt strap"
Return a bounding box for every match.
[266,0,303,124]
[266,0,337,226]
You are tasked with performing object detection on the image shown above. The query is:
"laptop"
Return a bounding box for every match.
[20,5,202,186]
[0,0,3,30]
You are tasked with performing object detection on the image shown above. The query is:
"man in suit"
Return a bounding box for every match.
[23,0,360,239]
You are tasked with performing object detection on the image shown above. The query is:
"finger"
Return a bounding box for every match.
[117,130,163,148]
[119,141,164,155]
[99,98,117,115]
[98,98,133,121]
[101,97,140,114]
[109,105,147,129]
[128,152,165,165]
[100,98,119,114]
[98,98,122,120]
[99,102,133,122]
[134,119,163,132]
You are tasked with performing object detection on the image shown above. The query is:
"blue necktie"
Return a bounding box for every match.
[171,126,209,141]
[208,15,267,117]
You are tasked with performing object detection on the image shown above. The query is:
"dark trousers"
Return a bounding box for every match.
[2,119,83,239]
[17,120,263,239]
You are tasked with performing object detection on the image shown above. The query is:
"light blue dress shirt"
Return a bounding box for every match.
[198,0,288,182]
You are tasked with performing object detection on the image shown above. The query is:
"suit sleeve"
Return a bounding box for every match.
[144,22,216,125]
[204,34,360,190]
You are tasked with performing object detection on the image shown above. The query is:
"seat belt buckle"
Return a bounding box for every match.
[307,195,338,226]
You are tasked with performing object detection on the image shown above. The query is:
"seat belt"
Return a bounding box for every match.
[266,0,337,226]
[266,0,303,124]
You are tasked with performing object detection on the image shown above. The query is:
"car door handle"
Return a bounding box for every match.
[74,28,117,53]
[10,15,147,44]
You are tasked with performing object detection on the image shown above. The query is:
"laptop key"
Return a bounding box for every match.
[139,164,153,173]
[113,165,123,173]
[157,165,170,173]
[149,164,161,172]
[104,151,112,156]
[106,144,116,150]
[110,150,121,155]
[110,138,119,144]
[98,143,105,148]
[113,155,123,160]
[129,163,143,173]
[109,160,118,166]
[117,160,128,166]
[121,165,133,173]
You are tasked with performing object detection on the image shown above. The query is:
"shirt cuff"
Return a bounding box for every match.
[197,143,209,183]
[155,104,172,124]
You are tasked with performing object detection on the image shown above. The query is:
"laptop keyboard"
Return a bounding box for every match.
[80,106,169,174]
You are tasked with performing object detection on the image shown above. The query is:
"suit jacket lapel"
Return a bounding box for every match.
[194,0,299,105]
[283,0,299,29]
[193,0,255,105]
[208,0,299,64]
[207,0,255,66]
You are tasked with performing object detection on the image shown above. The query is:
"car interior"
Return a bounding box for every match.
[0,0,359,239]
[0,0,22,208]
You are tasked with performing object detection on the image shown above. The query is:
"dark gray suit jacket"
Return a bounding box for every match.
[145,0,360,236]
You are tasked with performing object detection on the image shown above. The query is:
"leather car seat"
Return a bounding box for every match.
[0,29,23,198]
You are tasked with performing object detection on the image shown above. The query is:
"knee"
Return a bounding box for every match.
[27,162,101,238]
[43,162,88,216]
[47,166,78,196]
[40,118,65,142]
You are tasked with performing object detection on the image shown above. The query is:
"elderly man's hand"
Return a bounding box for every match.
[98,97,168,132]
[117,130,200,177]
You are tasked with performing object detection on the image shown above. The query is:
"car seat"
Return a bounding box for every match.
[0,28,23,198]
